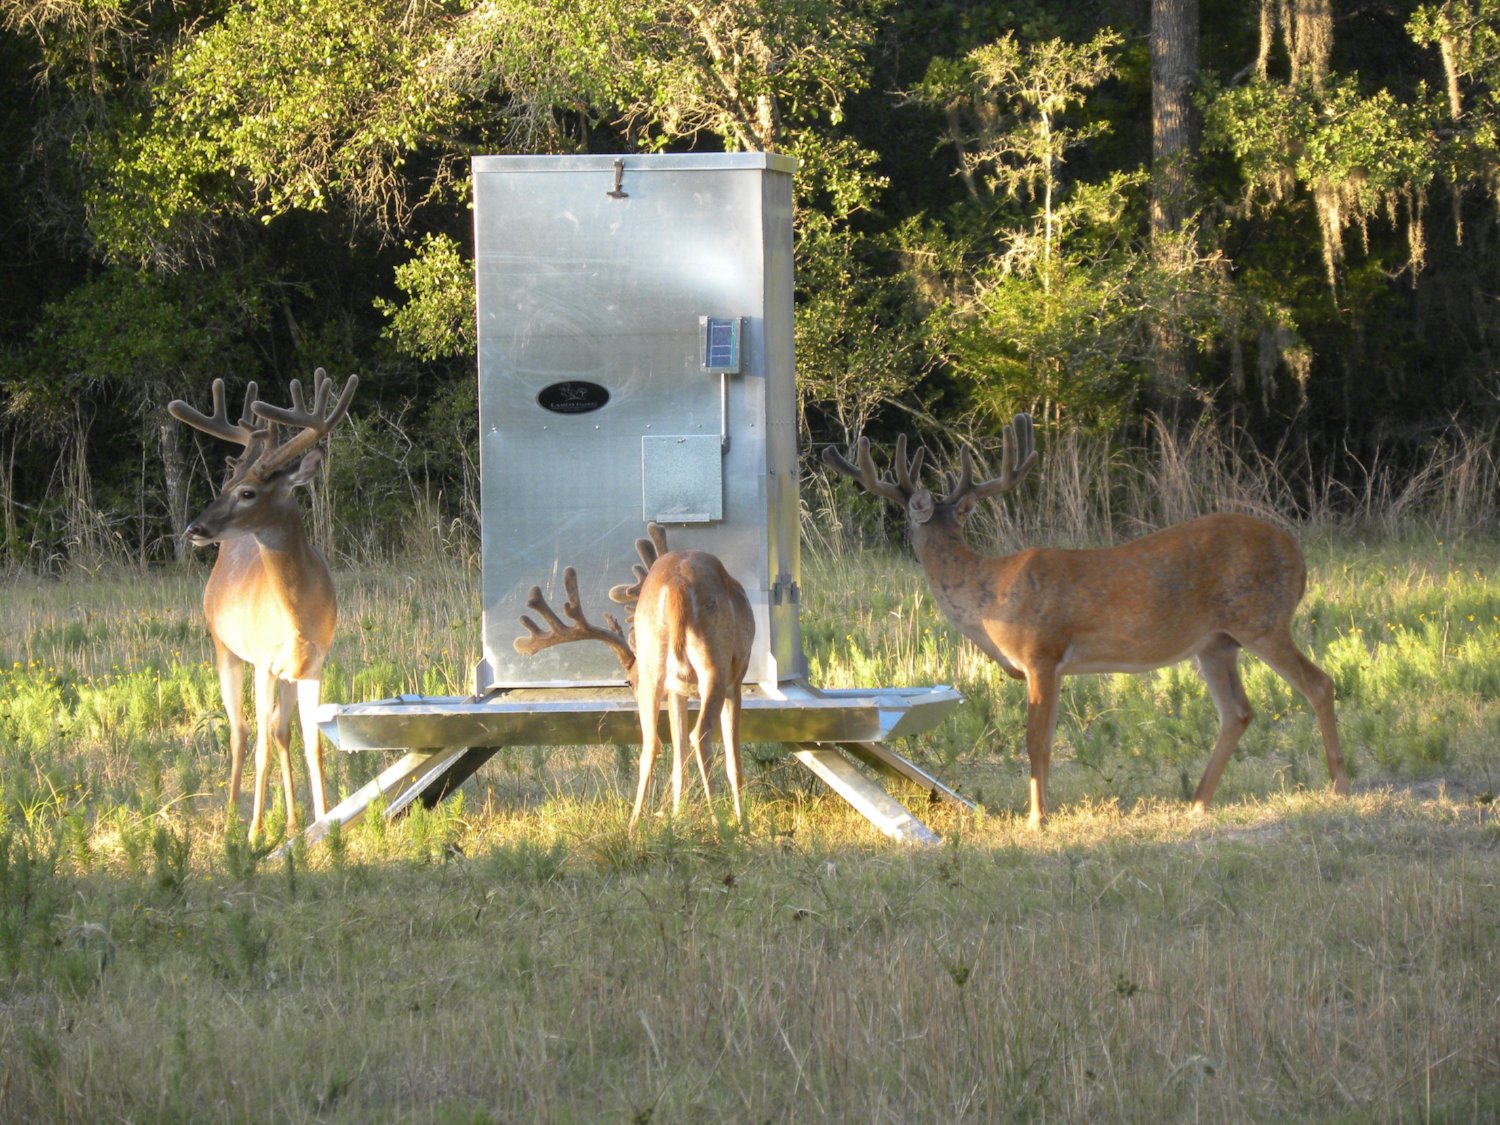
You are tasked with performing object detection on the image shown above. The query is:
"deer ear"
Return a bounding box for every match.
[287,448,323,487]
[954,492,979,524]
[909,489,935,525]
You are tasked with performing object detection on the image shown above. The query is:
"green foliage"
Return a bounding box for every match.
[376,233,476,361]
[953,29,1123,206]
[88,0,465,263]
[906,28,1238,431]
[0,827,68,978]
[581,0,887,150]
[1409,0,1500,104]
[1204,77,1438,285]
[794,217,928,444]
[5,0,1500,572]
[7,266,263,435]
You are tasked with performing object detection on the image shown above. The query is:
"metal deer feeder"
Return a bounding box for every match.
[313,153,968,844]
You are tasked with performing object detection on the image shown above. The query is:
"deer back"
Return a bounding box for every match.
[633,550,754,690]
[914,512,1310,675]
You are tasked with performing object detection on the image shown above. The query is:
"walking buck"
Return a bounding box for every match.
[169,369,358,839]
[824,414,1348,829]
[514,524,755,828]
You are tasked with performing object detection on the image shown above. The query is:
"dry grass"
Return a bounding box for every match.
[2,418,1499,1121]
[1,786,1496,1123]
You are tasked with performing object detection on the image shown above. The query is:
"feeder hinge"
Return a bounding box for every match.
[771,573,800,605]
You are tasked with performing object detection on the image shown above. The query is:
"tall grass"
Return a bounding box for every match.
[805,413,1500,554]
[0,419,1497,1122]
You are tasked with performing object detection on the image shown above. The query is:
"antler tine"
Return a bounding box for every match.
[891,433,928,494]
[167,378,262,448]
[239,381,261,429]
[248,369,359,474]
[954,413,1040,503]
[514,566,635,670]
[645,521,669,560]
[822,436,920,504]
[608,563,649,608]
[609,522,672,608]
[252,368,358,431]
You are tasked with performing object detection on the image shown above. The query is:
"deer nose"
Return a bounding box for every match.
[184,522,215,545]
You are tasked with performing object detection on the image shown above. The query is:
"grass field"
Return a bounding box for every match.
[1,533,1498,1122]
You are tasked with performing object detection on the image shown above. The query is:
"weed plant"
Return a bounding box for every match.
[0,423,1497,1122]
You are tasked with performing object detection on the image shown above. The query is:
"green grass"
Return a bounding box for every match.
[0,536,1497,1122]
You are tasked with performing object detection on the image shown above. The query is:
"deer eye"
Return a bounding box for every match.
[238,487,257,501]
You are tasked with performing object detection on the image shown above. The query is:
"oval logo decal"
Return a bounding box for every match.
[537,380,610,415]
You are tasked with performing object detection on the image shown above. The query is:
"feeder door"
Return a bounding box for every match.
[641,435,723,523]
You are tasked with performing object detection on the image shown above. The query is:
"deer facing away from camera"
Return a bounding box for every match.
[824,414,1348,829]
[514,524,755,828]
[169,369,358,838]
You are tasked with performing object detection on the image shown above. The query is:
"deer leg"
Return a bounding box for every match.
[296,677,327,821]
[248,668,282,839]
[272,678,297,830]
[1192,635,1254,811]
[668,691,694,817]
[1241,630,1349,796]
[689,680,723,817]
[719,685,745,826]
[1023,663,1062,830]
[629,676,664,830]
[212,640,248,809]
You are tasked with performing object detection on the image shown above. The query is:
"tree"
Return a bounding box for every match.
[934,30,1123,293]
[905,30,1226,430]
[1150,0,1200,404]
[5,268,264,563]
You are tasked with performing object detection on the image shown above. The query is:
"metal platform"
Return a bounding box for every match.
[303,682,968,846]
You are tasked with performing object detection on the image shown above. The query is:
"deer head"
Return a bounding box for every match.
[169,368,358,547]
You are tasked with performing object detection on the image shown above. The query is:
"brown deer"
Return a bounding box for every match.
[513,525,756,828]
[824,414,1348,829]
[169,369,358,838]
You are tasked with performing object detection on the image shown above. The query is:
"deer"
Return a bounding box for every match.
[169,368,358,840]
[513,524,756,828]
[823,413,1348,829]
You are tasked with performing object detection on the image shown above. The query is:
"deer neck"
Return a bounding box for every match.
[210,515,329,617]
[246,506,321,568]
[908,513,1010,651]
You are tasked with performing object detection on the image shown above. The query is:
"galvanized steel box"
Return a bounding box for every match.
[471,153,805,691]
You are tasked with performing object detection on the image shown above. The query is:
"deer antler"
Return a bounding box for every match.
[945,413,1037,505]
[822,432,927,503]
[168,378,263,449]
[169,370,357,479]
[608,522,671,607]
[248,368,359,475]
[514,566,636,671]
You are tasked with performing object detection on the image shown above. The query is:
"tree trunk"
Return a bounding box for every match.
[160,412,191,563]
[1150,0,1200,407]
[0,437,15,569]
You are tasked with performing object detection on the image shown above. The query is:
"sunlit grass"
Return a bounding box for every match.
[0,535,1497,1122]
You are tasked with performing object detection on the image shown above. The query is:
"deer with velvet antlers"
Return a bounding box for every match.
[169,369,358,839]
[824,414,1348,829]
[513,524,755,828]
